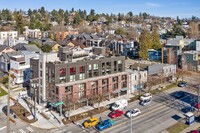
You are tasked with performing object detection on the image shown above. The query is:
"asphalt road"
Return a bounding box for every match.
[0,72,199,133]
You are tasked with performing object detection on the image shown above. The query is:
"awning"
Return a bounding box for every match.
[121,88,128,91]
[112,90,120,94]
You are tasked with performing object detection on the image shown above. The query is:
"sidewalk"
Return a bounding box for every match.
[3,81,174,129]
[180,122,200,133]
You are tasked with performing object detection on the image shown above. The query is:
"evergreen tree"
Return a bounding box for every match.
[151,27,162,50]
[139,29,151,59]
[73,13,82,25]
[16,13,25,34]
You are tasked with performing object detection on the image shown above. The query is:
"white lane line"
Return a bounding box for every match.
[11,131,15,133]
[0,126,6,131]
[27,127,34,132]
[19,129,26,133]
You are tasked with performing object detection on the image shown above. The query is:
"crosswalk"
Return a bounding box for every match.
[11,127,34,133]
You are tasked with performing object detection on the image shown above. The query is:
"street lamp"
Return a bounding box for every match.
[130,116,133,133]
[31,80,38,120]
[7,70,11,133]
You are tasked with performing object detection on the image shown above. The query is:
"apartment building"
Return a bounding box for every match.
[0,31,18,45]
[45,55,129,108]
[30,53,60,103]
[29,45,130,109]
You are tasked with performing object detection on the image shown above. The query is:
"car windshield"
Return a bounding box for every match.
[113,103,119,107]
[143,93,150,97]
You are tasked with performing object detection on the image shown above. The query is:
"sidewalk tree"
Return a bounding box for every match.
[97,94,105,110]
[139,29,151,59]
[151,27,162,50]
[175,69,191,84]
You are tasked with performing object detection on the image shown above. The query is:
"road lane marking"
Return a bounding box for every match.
[11,131,15,133]
[27,127,34,132]
[19,129,26,133]
[0,126,6,131]
[101,104,175,133]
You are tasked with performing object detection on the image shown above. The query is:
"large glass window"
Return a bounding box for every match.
[118,60,122,72]
[65,86,72,93]
[70,75,76,82]
[70,67,76,75]
[79,73,85,80]
[59,68,66,83]
[79,66,85,73]
[78,83,86,98]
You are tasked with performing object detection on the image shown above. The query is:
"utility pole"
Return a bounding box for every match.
[31,78,38,120]
[130,116,133,133]
[138,59,141,95]
[198,85,200,117]
[7,70,11,133]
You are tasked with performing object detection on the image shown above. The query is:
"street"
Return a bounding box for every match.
[0,72,199,133]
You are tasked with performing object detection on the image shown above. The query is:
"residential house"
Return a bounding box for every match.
[14,44,41,53]
[127,69,147,93]
[0,51,21,72]
[0,31,18,45]
[23,27,42,39]
[0,45,15,55]
[10,51,39,86]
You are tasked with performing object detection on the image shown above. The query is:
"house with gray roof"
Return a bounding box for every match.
[0,51,22,72]
[17,45,41,53]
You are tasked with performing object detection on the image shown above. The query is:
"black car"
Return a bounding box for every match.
[178,81,187,87]
[174,91,185,98]
[140,99,151,106]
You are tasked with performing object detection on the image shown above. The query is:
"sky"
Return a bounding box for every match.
[0,0,200,18]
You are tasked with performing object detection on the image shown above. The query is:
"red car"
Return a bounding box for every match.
[195,103,200,109]
[191,130,199,133]
[109,110,124,118]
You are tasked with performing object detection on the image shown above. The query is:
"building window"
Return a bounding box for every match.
[114,61,117,72]
[70,67,76,75]
[112,77,118,82]
[122,75,127,80]
[40,62,42,69]
[65,86,72,93]
[40,70,42,77]
[79,66,85,73]
[78,83,86,98]
[79,73,85,80]
[106,62,111,74]
[88,64,92,70]
[56,87,58,94]
[93,64,98,69]
[118,60,122,72]
[135,75,137,80]
[70,75,76,82]
[60,68,66,83]
[102,79,108,85]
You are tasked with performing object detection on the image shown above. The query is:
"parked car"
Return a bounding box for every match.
[96,119,115,131]
[178,81,187,87]
[126,108,141,118]
[174,91,185,98]
[194,103,200,109]
[109,110,124,118]
[111,99,128,111]
[140,93,152,101]
[83,117,99,128]
[191,130,200,133]
[140,99,152,106]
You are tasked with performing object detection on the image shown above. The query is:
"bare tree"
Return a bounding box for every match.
[175,69,191,84]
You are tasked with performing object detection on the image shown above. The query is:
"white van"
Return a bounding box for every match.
[111,99,128,110]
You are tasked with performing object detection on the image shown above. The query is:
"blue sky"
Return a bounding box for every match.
[0,0,200,18]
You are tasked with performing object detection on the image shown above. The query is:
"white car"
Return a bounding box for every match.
[126,108,141,117]
[140,93,152,101]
